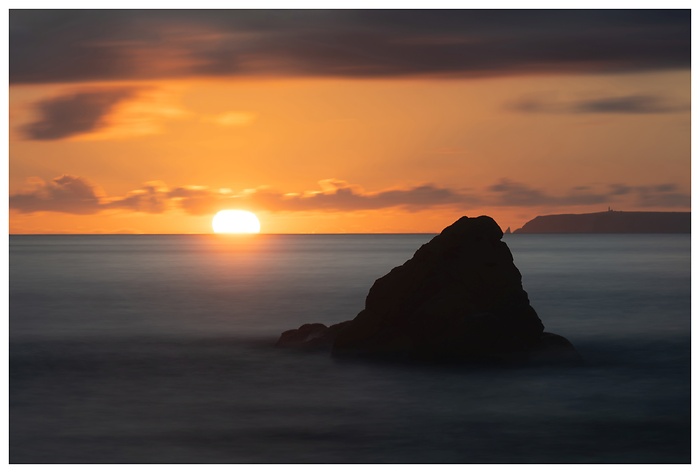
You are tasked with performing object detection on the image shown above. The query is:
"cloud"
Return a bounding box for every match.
[164,179,475,214]
[609,184,633,196]
[20,87,188,141]
[20,88,139,140]
[10,10,690,84]
[487,179,610,207]
[168,186,229,215]
[633,184,690,208]
[509,94,688,114]
[9,175,103,214]
[106,181,171,213]
[244,181,475,212]
[487,179,690,208]
[573,96,688,114]
[10,176,690,216]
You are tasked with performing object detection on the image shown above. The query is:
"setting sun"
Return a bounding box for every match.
[212,210,261,234]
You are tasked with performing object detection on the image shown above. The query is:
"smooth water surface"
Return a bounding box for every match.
[9,234,691,463]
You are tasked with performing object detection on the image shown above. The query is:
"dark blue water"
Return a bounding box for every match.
[9,234,691,463]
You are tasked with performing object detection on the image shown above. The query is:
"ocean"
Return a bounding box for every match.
[9,233,691,463]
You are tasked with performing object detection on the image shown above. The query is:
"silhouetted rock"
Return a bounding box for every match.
[275,321,352,351]
[277,216,581,365]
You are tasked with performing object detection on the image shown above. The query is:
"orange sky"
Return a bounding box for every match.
[8,10,691,234]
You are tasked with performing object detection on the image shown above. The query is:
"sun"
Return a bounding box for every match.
[212,210,261,234]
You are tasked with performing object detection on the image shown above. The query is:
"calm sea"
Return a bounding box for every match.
[9,234,691,463]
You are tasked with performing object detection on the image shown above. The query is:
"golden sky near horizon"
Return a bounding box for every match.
[8,10,691,234]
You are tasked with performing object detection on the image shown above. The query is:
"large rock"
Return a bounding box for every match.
[276,216,580,364]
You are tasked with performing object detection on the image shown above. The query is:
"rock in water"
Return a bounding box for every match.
[277,216,580,364]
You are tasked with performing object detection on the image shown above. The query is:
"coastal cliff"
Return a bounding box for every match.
[513,211,690,234]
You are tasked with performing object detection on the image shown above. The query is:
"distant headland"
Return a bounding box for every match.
[513,210,690,234]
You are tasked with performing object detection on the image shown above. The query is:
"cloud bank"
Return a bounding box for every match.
[10,176,690,215]
[10,10,690,84]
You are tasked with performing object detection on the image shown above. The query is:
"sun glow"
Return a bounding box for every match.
[212,210,261,234]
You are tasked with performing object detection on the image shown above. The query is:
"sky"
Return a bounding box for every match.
[7,7,692,234]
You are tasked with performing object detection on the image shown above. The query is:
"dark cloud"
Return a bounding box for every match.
[242,182,475,213]
[487,179,609,207]
[509,94,688,114]
[574,95,688,114]
[21,88,140,140]
[9,175,103,214]
[223,179,689,211]
[487,179,690,208]
[10,10,690,84]
[10,176,690,215]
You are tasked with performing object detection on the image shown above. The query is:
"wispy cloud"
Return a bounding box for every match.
[10,10,690,84]
[10,176,690,215]
[19,86,190,141]
[200,111,257,127]
[633,184,690,207]
[20,88,140,140]
[487,179,610,206]
[105,181,172,213]
[19,87,255,141]
[485,179,691,208]
[509,94,688,114]
[242,180,476,213]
